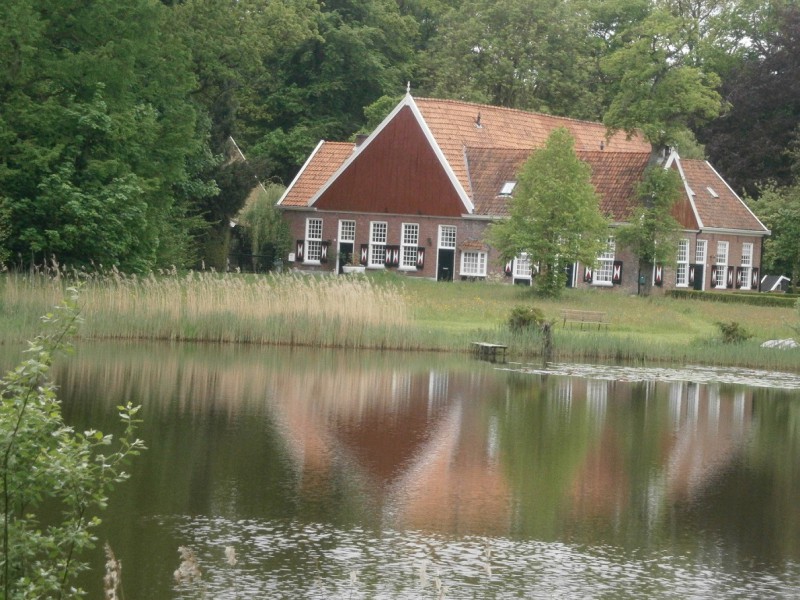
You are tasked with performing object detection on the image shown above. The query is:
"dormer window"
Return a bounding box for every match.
[499,181,516,196]
[706,186,719,198]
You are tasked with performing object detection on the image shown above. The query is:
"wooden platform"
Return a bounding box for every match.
[471,342,508,362]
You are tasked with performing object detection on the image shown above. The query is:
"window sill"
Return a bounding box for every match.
[592,281,612,287]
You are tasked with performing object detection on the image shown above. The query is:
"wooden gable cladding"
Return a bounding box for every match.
[313,107,466,217]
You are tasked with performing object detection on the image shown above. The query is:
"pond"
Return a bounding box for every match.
[10,342,800,598]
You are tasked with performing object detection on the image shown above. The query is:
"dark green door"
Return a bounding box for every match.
[437,249,454,281]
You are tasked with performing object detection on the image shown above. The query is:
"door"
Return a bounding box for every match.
[338,242,353,274]
[437,249,454,281]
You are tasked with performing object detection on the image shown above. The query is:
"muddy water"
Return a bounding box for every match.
[19,343,800,597]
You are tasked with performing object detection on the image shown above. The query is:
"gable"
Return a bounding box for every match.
[313,106,467,217]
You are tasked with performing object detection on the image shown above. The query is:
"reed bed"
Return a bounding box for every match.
[2,267,798,369]
[2,267,437,350]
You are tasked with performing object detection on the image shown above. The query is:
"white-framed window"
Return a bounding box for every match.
[369,221,387,267]
[305,218,323,263]
[439,225,456,249]
[695,239,707,265]
[400,223,419,269]
[513,253,532,279]
[594,237,615,285]
[740,242,753,290]
[461,251,487,276]
[715,241,728,288]
[676,239,689,287]
[339,219,355,242]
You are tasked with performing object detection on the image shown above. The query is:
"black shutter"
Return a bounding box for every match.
[726,265,735,288]
[710,265,718,288]
[296,240,305,262]
[320,241,329,263]
[583,265,593,283]
[654,264,663,286]
[505,260,513,277]
[612,261,623,285]
[735,266,744,288]
[360,244,369,265]
[416,247,425,269]
[751,267,760,290]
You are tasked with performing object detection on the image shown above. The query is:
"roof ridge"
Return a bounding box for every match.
[414,96,612,129]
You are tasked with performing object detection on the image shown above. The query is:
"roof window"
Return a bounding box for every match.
[706,186,719,198]
[499,181,516,196]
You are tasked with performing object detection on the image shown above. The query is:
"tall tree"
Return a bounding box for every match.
[750,184,800,286]
[614,165,684,294]
[601,6,724,148]
[487,128,609,297]
[0,0,209,271]
[697,3,800,197]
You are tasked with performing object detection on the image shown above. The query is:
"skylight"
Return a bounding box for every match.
[706,186,719,198]
[499,181,516,196]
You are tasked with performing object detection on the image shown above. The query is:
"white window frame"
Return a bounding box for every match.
[369,221,387,268]
[460,251,487,277]
[740,242,753,290]
[438,225,456,249]
[676,239,689,287]
[400,223,419,270]
[695,239,707,265]
[513,253,532,280]
[594,237,615,286]
[338,219,355,242]
[715,241,728,288]
[305,218,323,263]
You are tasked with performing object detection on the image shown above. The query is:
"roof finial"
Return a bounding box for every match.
[406,81,411,94]
[600,140,605,151]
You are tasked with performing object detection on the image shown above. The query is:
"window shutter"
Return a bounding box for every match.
[710,265,718,287]
[583,266,593,283]
[751,267,759,290]
[385,245,400,267]
[416,247,425,269]
[726,266,735,288]
[505,260,513,277]
[320,241,329,263]
[296,240,305,262]
[360,244,369,265]
[735,267,744,288]
[654,264,663,286]
[612,261,623,285]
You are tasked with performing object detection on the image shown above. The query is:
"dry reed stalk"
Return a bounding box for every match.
[103,542,123,600]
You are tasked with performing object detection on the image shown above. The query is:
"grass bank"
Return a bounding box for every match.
[2,269,798,370]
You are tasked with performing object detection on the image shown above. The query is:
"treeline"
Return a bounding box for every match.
[1,0,799,275]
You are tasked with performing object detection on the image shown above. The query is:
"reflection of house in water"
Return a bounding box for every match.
[565,377,754,525]
[270,366,512,536]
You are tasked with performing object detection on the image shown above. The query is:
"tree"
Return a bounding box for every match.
[750,184,800,287]
[697,4,800,197]
[0,290,144,597]
[235,183,292,272]
[487,128,609,297]
[614,165,683,294]
[601,7,724,148]
[0,0,210,271]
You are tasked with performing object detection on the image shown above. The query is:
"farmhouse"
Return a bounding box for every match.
[277,93,769,292]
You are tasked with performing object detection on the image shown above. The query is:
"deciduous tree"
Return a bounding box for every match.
[487,128,609,297]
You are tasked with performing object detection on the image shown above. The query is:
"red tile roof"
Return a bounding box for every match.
[414,97,651,197]
[466,147,650,220]
[676,159,768,232]
[279,142,354,207]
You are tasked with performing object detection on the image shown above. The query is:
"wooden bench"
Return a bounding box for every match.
[471,342,508,362]
[560,309,609,330]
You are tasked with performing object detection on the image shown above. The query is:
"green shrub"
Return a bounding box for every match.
[716,320,752,344]
[508,305,546,332]
[668,289,797,307]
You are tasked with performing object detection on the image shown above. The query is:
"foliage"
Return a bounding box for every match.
[698,3,800,197]
[750,183,800,286]
[601,7,724,147]
[615,166,684,287]
[487,128,608,298]
[668,289,798,307]
[716,320,753,344]
[0,289,144,598]
[507,305,546,332]
[0,0,211,272]
[235,183,292,272]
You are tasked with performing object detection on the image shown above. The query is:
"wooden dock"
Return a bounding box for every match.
[471,342,508,362]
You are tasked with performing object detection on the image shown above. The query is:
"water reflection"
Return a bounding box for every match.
[17,343,799,598]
